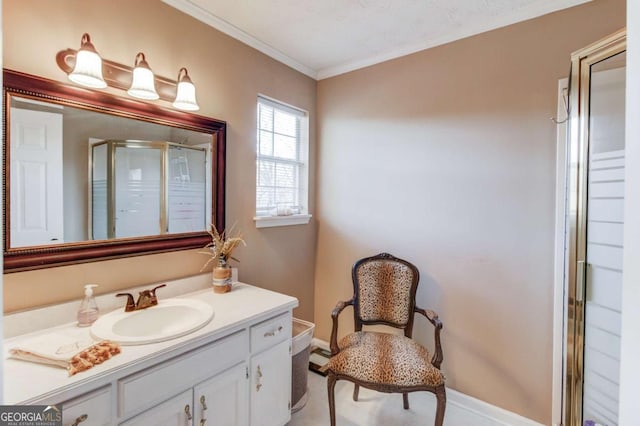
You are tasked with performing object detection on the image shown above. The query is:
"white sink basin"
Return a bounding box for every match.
[91,298,214,345]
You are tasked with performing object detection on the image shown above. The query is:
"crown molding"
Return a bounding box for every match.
[164,0,591,81]
[317,0,591,79]
[162,0,318,80]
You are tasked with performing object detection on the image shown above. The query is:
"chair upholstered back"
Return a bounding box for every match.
[352,253,419,332]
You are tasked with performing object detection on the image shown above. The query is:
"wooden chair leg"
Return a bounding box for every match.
[403,392,409,409]
[434,385,446,426]
[353,384,359,401]
[328,374,338,426]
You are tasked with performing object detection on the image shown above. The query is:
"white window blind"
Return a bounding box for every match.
[256,96,308,219]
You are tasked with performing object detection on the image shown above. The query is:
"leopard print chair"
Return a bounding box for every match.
[326,253,445,425]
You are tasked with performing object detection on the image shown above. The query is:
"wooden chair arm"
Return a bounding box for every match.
[330,299,354,356]
[415,307,444,369]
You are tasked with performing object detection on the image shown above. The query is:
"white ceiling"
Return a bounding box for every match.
[163,0,590,80]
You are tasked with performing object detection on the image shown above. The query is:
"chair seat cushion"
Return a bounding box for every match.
[327,331,444,387]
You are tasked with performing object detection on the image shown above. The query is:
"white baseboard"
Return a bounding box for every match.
[312,337,330,351]
[447,388,544,426]
[311,338,544,426]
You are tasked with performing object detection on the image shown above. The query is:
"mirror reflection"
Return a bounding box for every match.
[91,140,209,241]
[9,95,212,249]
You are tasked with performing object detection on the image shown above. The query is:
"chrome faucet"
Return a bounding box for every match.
[116,284,167,312]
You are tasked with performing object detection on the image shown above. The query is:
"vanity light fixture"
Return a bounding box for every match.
[68,33,107,89]
[57,34,199,112]
[172,68,199,111]
[128,53,159,100]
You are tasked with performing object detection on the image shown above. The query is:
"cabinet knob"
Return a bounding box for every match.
[71,414,88,426]
[184,404,193,421]
[264,326,283,337]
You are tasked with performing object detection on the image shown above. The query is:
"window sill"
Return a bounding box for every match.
[254,214,312,228]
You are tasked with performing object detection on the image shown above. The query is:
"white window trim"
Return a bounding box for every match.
[255,94,310,228]
[254,213,312,228]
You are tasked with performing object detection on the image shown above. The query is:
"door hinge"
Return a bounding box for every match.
[246,366,249,379]
[289,345,292,355]
[288,401,291,410]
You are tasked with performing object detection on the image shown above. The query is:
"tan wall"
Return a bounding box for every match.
[314,0,625,423]
[2,0,317,320]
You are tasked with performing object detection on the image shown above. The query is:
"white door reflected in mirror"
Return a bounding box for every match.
[10,107,64,247]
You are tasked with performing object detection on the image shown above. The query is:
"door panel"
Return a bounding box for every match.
[250,340,291,426]
[582,51,626,426]
[194,363,248,426]
[10,107,63,247]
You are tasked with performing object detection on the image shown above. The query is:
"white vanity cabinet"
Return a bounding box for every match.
[119,311,295,426]
[4,283,299,426]
[249,313,293,426]
[117,330,248,420]
[61,386,112,426]
[121,363,249,426]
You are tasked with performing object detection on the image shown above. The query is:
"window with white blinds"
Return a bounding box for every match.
[255,96,309,224]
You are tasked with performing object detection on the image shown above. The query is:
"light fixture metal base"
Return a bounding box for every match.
[57,49,178,103]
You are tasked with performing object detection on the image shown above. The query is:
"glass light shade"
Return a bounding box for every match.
[173,80,199,111]
[128,66,159,100]
[69,49,107,89]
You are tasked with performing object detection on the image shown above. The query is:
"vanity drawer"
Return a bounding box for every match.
[62,386,112,426]
[118,330,247,419]
[251,312,292,354]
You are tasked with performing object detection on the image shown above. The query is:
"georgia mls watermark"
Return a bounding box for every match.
[0,405,62,426]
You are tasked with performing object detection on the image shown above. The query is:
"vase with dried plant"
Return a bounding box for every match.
[200,224,245,293]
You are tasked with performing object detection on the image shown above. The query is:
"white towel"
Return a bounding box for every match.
[9,332,121,375]
[9,333,96,367]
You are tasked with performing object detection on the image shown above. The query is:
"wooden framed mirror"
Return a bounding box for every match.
[3,69,226,272]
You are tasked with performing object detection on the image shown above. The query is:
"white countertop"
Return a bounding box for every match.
[3,282,298,404]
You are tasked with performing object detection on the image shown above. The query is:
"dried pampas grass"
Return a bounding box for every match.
[199,224,246,271]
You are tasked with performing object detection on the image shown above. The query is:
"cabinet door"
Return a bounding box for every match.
[62,386,112,426]
[194,363,248,426]
[120,390,193,426]
[118,332,247,419]
[250,340,291,426]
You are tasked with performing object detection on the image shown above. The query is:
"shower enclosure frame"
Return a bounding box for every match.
[564,28,626,426]
[89,139,208,240]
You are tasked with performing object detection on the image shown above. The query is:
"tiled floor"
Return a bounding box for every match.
[288,371,498,426]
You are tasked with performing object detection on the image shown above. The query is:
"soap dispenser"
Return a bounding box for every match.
[77,284,99,327]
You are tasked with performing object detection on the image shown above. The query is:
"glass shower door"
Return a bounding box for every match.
[565,29,626,426]
[167,145,207,233]
[91,141,208,239]
[581,50,626,426]
[113,145,163,238]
